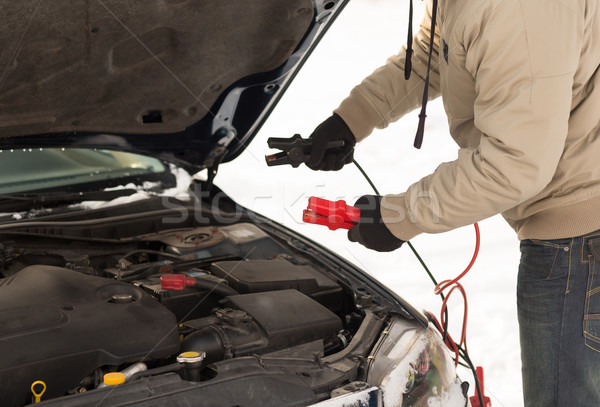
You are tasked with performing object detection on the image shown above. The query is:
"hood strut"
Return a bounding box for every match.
[204,146,228,191]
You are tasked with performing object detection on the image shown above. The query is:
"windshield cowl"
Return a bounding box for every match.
[0,149,193,220]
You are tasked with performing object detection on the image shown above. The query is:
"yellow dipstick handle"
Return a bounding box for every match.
[31,381,46,403]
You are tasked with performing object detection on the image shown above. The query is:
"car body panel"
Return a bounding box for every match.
[0,0,349,170]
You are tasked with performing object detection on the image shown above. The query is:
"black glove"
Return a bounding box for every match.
[306,114,356,171]
[348,195,405,252]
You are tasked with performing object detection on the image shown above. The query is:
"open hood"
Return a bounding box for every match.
[0,0,347,171]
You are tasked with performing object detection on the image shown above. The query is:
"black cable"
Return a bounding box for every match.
[352,160,380,196]
[405,241,450,340]
[460,348,485,407]
[352,159,484,407]
[353,159,449,334]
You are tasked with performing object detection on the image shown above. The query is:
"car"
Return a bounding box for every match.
[0,1,467,406]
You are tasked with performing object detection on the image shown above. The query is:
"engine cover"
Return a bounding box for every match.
[0,266,180,406]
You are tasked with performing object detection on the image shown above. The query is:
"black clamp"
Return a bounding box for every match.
[265,134,344,168]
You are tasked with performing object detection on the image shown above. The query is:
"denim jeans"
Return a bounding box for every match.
[518,232,600,406]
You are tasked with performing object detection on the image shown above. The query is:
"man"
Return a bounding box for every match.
[305,0,600,405]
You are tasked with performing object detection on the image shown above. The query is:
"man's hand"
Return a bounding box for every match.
[306,114,356,171]
[348,195,405,252]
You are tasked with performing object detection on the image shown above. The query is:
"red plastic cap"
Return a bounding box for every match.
[160,274,195,291]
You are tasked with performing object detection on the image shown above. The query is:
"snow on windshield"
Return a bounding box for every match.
[2,164,192,220]
[75,164,192,210]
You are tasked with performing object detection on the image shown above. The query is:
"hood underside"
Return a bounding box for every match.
[0,0,341,168]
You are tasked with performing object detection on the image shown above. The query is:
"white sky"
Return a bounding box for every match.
[218,1,523,405]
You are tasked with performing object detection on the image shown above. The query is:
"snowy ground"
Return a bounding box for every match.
[217,1,523,405]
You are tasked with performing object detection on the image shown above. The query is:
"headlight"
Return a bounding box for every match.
[367,318,466,406]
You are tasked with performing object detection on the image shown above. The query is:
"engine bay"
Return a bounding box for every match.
[0,218,387,406]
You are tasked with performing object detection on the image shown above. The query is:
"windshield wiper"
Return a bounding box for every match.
[0,189,139,212]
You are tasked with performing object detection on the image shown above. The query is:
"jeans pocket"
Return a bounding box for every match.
[584,237,600,351]
[520,238,571,281]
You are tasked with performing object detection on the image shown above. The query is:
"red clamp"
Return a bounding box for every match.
[469,366,491,407]
[160,274,195,291]
[302,197,360,230]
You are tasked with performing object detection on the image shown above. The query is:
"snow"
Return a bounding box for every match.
[161,164,193,200]
[380,334,427,407]
[103,181,163,192]
[427,380,469,407]
[6,208,53,221]
[216,1,523,406]
[374,325,466,407]
[75,163,192,210]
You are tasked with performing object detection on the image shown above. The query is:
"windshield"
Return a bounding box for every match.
[0,148,166,194]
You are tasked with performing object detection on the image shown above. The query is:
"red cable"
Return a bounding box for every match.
[439,282,469,366]
[431,223,480,366]
[434,223,480,295]
[428,223,488,405]
[426,310,460,364]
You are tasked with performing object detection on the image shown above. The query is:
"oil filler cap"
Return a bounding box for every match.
[103,372,126,386]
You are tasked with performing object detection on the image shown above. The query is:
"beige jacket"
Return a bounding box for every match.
[335,0,600,241]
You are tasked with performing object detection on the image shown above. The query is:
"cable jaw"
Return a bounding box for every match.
[302,197,360,230]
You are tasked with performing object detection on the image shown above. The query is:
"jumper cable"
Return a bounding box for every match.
[265,134,345,167]
[302,197,359,230]
[300,195,487,406]
[264,133,488,406]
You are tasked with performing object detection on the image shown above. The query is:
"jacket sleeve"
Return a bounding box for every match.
[334,0,441,142]
[380,0,580,241]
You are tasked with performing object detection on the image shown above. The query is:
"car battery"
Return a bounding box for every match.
[134,270,226,321]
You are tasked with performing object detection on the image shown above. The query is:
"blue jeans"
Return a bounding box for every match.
[518,232,600,406]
